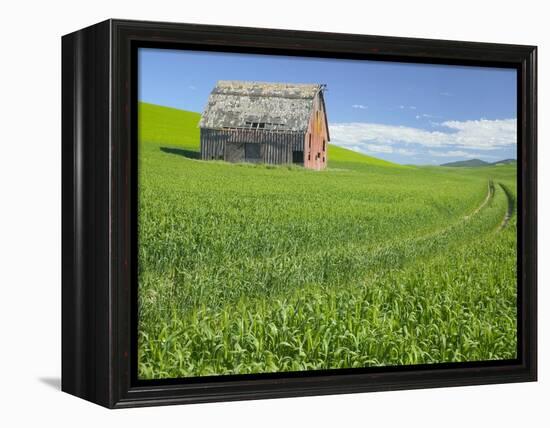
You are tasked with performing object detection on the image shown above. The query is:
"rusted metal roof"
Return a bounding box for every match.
[198,80,326,132]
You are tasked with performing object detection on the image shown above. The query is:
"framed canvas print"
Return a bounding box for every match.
[61,19,537,408]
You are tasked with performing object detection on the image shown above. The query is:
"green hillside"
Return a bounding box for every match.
[139,102,201,148]
[137,102,518,379]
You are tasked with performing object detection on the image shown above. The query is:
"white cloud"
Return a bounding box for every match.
[344,144,416,156]
[396,148,417,156]
[329,118,516,151]
[441,119,516,149]
[416,114,434,120]
[366,144,393,153]
[428,150,499,159]
[188,85,197,90]
[352,104,368,109]
[440,92,453,96]
[428,150,482,158]
[342,145,362,153]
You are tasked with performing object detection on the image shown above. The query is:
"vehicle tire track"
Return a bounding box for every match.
[497,183,515,230]
[464,180,494,221]
[406,179,494,242]
[370,180,495,254]
[358,179,497,275]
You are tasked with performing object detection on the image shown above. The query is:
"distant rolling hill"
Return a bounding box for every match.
[441,159,489,167]
[491,159,517,166]
[441,158,517,167]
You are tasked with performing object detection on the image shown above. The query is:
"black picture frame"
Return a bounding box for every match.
[61,19,537,408]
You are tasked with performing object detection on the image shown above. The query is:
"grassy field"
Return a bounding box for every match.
[137,102,517,379]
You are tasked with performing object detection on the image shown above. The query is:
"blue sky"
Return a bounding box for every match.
[139,48,517,165]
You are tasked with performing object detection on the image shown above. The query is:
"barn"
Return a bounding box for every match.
[198,80,330,170]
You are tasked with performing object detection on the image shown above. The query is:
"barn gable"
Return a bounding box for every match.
[198,81,328,133]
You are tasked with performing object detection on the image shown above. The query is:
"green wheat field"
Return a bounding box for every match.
[137,102,517,379]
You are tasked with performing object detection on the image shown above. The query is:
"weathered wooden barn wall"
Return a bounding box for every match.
[304,92,330,170]
[200,128,305,165]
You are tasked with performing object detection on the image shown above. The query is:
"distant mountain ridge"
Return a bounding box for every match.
[441,158,517,167]
[491,159,517,166]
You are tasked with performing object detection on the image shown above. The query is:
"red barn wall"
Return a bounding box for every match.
[304,93,329,170]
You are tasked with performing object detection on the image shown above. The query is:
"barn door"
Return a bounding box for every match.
[224,142,245,163]
[244,143,262,163]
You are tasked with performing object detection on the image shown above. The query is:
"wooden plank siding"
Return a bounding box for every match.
[200,128,305,165]
[304,92,329,170]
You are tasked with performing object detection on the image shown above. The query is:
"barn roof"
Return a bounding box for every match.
[198,80,327,133]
